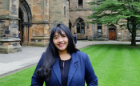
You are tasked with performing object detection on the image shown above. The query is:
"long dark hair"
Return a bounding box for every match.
[36,24,79,81]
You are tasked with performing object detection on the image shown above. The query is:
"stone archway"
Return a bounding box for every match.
[19,0,32,45]
[0,0,32,53]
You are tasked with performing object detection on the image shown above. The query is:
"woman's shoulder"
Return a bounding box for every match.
[75,51,87,55]
[38,52,45,62]
[40,52,45,58]
[73,51,89,60]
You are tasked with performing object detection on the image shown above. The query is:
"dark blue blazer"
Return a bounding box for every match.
[31,51,98,86]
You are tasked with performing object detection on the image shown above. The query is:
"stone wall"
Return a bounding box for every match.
[30,0,49,23]
[25,0,69,47]
[29,24,50,47]
[0,0,19,19]
[70,0,77,9]
[10,0,19,18]
[69,0,93,39]
[69,0,135,41]
[93,24,131,41]
[0,41,21,54]
[69,0,91,10]
[27,0,69,47]
[0,0,69,53]
[69,10,93,39]
[0,0,21,54]
[0,20,18,39]
[49,0,69,30]
[0,0,10,19]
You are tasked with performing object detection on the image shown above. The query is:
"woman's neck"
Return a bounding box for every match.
[58,50,71,60]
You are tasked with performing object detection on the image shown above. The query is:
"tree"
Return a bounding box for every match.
[87,0,140,46]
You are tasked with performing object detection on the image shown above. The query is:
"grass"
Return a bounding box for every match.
[0,66,36,86]
[81,44,140,86]
[0,44,140,86]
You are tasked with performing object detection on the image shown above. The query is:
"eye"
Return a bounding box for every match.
[62,34,66,37]
[53,36,58,39]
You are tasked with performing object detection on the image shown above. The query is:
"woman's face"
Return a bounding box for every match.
[53,30,68,52]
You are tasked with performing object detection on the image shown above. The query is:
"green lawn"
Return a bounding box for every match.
[0,44,140,86]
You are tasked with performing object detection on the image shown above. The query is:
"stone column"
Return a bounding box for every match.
[0,0,21,54]
[29,0,50,47]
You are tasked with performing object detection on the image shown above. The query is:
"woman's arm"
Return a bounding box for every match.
[31,53,45,86]
[85,54,98,86]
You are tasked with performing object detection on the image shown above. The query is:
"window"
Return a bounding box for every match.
[97,24,102,33]
[81,23,85,33]
[64,6,66,17]
[77,23,80,33]
[78,0,83,8]
[76,18,85,34]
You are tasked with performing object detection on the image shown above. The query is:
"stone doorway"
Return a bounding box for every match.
[19,0,32,46]
[19,7,23,45]
[109,28,116,40]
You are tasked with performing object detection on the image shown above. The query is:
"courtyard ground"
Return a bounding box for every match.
[0,44,140,86]
[0,40,140,78]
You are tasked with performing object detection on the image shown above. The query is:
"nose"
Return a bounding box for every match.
[58,37,63,42]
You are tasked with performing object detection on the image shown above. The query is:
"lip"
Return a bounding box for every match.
[58,43,65,47]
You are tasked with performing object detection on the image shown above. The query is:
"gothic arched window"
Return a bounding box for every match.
[77,23,80,33]
[81,22,85,33]
[76,18,85,34]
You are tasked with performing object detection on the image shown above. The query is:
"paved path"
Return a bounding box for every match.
[0,41,140,78]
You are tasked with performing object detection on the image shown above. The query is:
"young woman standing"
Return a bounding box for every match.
[31,24,98,86]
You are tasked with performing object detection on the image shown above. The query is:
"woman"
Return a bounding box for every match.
[31,24,98,86]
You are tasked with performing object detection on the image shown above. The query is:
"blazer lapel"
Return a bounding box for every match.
[67,53,78,86]
[52,58,61,85]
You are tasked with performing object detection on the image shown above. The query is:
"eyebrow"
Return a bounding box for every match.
[53,33,66,36]
[61,33,66,35]
[53,35,58,37]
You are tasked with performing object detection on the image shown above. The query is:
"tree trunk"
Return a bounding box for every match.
[130,16,137,46]
[131,34,136,46]
[130,27,136,46]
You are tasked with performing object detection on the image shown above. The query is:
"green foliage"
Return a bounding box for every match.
[88,0,140,24]
[87,0,140,46]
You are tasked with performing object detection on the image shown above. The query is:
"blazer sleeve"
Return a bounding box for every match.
[85,54,98,86]
[31,52,45,86]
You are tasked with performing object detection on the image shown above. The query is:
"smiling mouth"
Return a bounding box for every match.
[58,44,64,47]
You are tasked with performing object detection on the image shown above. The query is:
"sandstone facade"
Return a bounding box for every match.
[1,0,140,54]
[0,0,69,53]
[69,0,140,41]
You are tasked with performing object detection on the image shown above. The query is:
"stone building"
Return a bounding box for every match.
[69,0,140,41]
[0,0,69,53]
[69,0,93,40]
